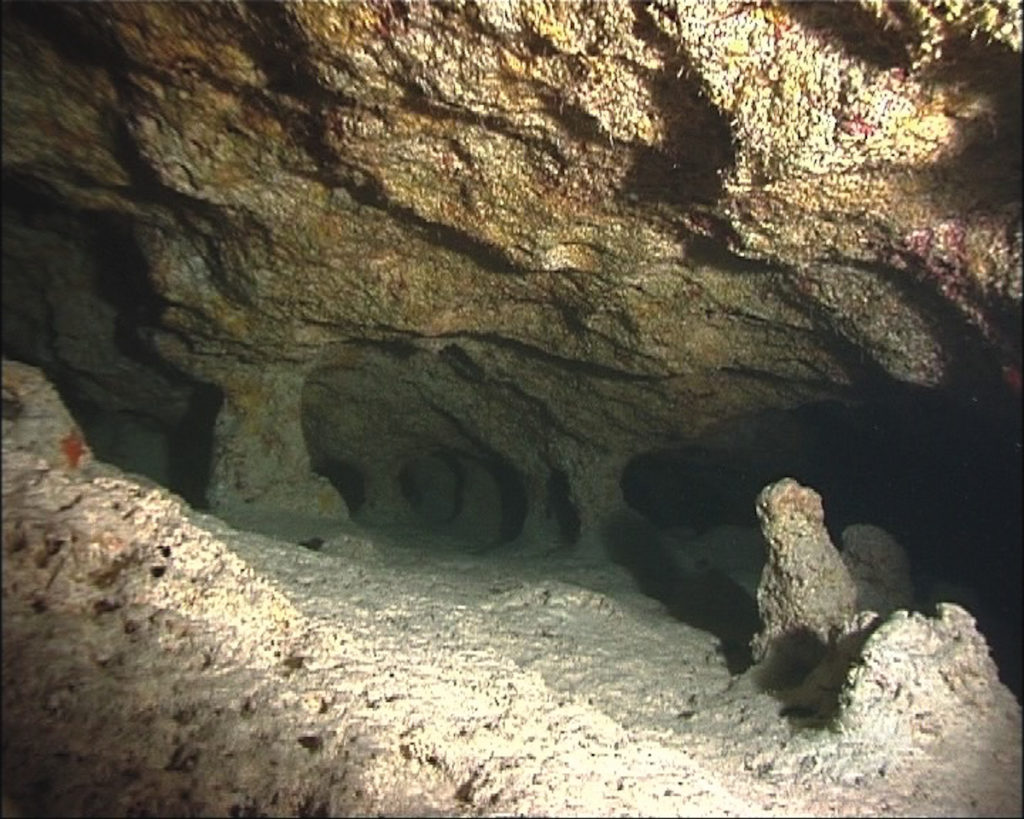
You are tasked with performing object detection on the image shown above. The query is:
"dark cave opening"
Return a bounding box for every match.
[398,449,466,524]
[308,440,528,547]
[395,449,528,545]
[314,457,367,516]
[619,389,1022,698]
[488,456,528,543]
[791,393,1022,699]
[1,180,224,510]
[621,450,761,533]
[166,383,223,509]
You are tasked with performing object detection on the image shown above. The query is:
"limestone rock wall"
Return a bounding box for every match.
[2,1,1020,534]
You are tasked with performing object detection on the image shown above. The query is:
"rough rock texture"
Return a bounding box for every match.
[839,603,1021,744]
[840,522,914,616]
[5,358,1022,817]
[831,603,1023,804]
[2,359,94,474]
[752,477,858,676]
[2,1,1020,540]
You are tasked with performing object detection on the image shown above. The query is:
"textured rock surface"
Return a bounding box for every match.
[2,359,94,474]
[831,602,1023,803]
[752,477,858,675]
[4,357,1022,817]
[2,1,1020,538]
[840,522,914,616]
[839,603,1021,743]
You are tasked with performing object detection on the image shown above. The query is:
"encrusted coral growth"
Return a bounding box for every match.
[859,0,1023,67]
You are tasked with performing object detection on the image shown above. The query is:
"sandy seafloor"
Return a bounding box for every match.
[190,502,1021,817]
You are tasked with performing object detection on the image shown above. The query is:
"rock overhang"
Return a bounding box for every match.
[1,2,1020,600]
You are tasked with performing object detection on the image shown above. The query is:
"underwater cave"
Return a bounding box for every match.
[2,2,1021,815]
[3,182,1021,697]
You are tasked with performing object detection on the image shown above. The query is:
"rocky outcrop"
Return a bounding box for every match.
[838,603,1021,746]
[747,473,1019,784]
[751,477,858,678]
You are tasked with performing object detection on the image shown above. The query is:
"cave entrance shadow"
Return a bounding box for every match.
[753,621,884,731]
[600,510,759,675]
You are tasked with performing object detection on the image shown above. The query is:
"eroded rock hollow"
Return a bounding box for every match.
[2,1,1021,815]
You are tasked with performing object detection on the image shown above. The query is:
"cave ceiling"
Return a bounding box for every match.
[2,0,1021,537]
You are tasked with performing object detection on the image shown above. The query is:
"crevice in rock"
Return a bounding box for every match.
[166,383,223,510]
[451,330,665,382]
[4,1,122,73]
[341,175,525,277]
[401,88,572,182]
[626,3,736,208]
[784,3,914,71]
[545,468,581,545]
[486,455,528,544]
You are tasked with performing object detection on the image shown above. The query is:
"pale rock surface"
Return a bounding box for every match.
[751,478,858,675]
[840,523,915,617]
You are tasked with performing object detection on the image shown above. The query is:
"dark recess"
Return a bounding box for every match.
[783,2,913,71]
[489,456,528,543]
[621,451,761,532]
[398,449,466,523]
[398,461,425,513]
[314,458,366,516]
[167,383,223,509]
[394,450,527,544]
[546,468,581,544]
[624,2,736,208]
[791,393,1022,699]
[621,388,1022,699]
